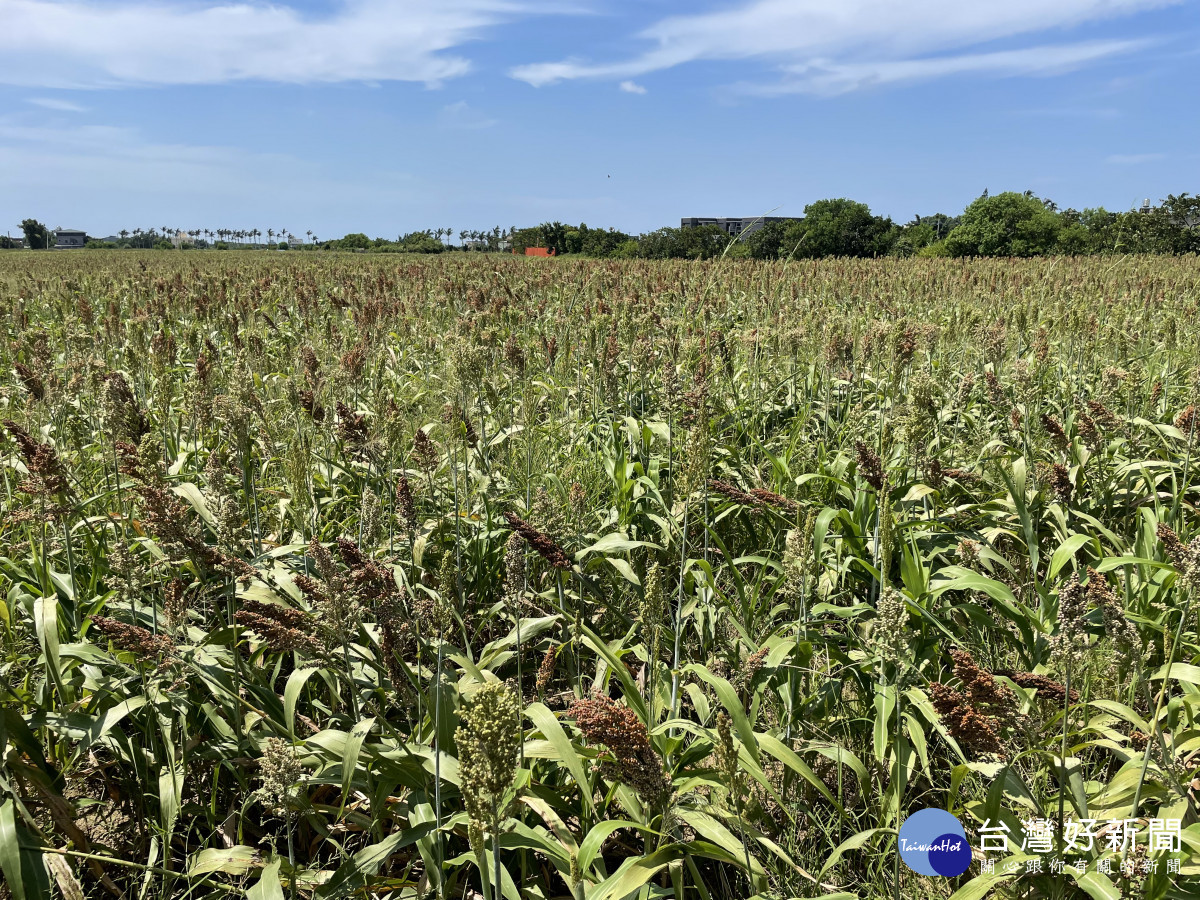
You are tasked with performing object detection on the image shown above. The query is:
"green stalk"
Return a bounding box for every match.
[433,632,445,900]
[1130,589,1193,816]
[670,500,688,720]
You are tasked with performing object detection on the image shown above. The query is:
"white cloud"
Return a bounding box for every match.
[438,100,498,129]
[1106,152,1167,163]
[618,80,647,94]
[739,40,1149,95]
[26,97,87,112]
[0,0,541,88]
[511,0,1180,90]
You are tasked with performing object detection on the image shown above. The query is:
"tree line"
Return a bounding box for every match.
[496,192,1200,260]
[9,191,1197,258]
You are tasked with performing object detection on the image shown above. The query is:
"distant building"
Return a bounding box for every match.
[1,235,24,249]
[680,216,797,237]
[462,239,488,251]
[525,247,555,257]
[53,229,88,249]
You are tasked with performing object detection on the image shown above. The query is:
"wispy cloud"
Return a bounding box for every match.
[438,100,497,129]
[618,80,647,94]
[512,0,1180,91]
[0,0,548,88]
[26,97,87,112]
[737,41,1149,95]
[1106,152,1167,164]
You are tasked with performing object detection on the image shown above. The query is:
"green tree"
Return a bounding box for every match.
[746,219,806,260]
[637,225,729,260]
[540,221,568,255]
[338,233,371,251]
[791,199,895,258]
[397,231,445,253]
[889,214,961,257]
[20,218,51,250]
[1111,195,1200,254]
[944,192,1062,257]
[509,226,545,254]
[580,226,633,257]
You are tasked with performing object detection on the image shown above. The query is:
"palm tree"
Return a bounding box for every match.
[306,230,313,244]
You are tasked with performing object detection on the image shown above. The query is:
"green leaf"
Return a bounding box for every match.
[526,702,593,818]
[684,664,757,761]
[604,557,641,587]
[1087,700,1148,733]
[756,733,842,812]
[673,808,764,876]
[1095,556,1175,573]
[171,482,216,527]
[588,844,685,900]
[946,858,1028,900]
[1070,868,1122,900]
[931,572,1017,607]
[81,696,147,754]
[504,821,573,869]
[246,858,284,900]
[576,532,660,558]
[819,828,888,879]
[873,684,896,764]
[0,798,50,900]
[576,819,644,879]
[314,822,437,900]
[284,665,321,741]
[35,595,63,696]
[1049,534,1094,580]
[158,764,182,837]
[340,717,375,807]
[1148,663,1200,685]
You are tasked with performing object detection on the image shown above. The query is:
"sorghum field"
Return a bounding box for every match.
[3,251,1200,900]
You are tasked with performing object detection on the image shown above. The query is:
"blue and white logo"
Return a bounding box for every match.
[898,808,972,877]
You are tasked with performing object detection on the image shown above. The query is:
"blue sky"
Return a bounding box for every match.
[1,0,1196,240]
